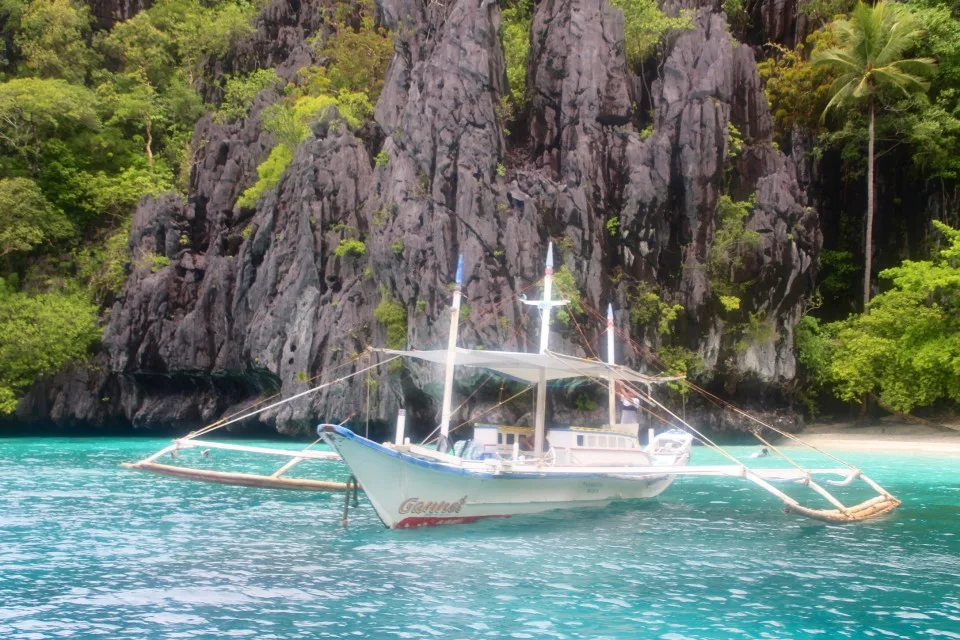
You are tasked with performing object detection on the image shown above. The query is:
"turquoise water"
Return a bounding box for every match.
[1,438,958,639]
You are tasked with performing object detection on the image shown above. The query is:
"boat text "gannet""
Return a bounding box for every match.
[398,497,467,515]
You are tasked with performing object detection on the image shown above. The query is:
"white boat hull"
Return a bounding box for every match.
[321,426,687,529]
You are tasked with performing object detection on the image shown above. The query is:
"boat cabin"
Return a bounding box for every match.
[469,423,651,466]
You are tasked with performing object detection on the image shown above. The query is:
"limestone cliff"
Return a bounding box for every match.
[23,0,821,436]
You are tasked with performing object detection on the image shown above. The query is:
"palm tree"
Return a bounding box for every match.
[812,1,936,311]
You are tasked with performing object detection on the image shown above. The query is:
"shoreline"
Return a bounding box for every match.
[786,419,960,455]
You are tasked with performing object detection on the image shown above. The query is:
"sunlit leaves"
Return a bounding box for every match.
[15,0,97,83]
[0,78,99,173]
[0,177,73,258]
[608,0,692,69]
[0,286,101,414]
[500,0,531,122]
[798,223,960,412]
[239,2,386,208]
[215,68,280,124]
[236,144,293,209]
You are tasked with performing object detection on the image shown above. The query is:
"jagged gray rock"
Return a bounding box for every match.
[87,0,152,29]
[26,0,821,435]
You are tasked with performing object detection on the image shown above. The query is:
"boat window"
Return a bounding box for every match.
[576,435,584,447]
[506,433,515,445]
[599,436,607,448]
[497,433,502,444]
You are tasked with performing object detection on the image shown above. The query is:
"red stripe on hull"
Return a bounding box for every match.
[394,514,512,529]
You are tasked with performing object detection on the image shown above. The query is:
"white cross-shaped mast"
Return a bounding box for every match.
[521,243,568,458]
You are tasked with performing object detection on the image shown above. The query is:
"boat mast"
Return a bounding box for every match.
[607,303,617,428]
[533,244,554,458]
[438,255,464,453]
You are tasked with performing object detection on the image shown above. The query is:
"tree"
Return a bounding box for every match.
[14,0,96,83]
[0,77,99,174]
[0,177,73,258]
[0,286,100,414]
[797,222,960,413]
[813,1,936,311]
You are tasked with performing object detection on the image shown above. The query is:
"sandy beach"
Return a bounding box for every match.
[790,417,960,455]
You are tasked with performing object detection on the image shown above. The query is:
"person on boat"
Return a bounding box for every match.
[519,433,534,451]
[518,433,552,459]
[620,395,639,424]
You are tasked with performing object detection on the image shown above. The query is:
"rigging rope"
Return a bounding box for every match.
[187,354,399,437]
[579,301,858,471]
[184,349,374,440]
[541,350,746,468]
[420,373,495,445]
[422,383,535,445]
[469,278,544,328]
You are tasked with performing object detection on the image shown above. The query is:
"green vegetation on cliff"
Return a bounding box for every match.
[499,0,531,125]
[237,1,390,208]
[609,0,692,69]
[0,0,263,413]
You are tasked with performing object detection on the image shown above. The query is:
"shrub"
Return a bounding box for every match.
[606,216,620,236]
[0,287,100,413]
[215,68,280,124]
[608,0,692,69]
[500,0,532,122]
[151,254,170,272]
[552,265,583,325]
[374,294,407,349]
[334,238,366,258]
[237,144,294,209]
[658,345,701,396]
[629,282,684,336]
[707,194,760,305]
[74,218,131,302]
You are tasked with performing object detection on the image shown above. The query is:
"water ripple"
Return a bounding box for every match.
[1,438,958,639]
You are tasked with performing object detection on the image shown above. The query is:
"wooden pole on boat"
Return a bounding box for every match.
[438,255,464,453]
[534,243,554,459]
[395,409,407,446]
[606,303,617,429]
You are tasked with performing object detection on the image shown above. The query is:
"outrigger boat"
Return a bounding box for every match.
[125,247,901,529]
[320,246,903,529]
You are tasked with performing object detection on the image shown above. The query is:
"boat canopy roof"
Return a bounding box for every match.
[378,348,684,385]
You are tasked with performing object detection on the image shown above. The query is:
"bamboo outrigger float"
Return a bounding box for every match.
[121,438,349,491]
[124,248,902,526]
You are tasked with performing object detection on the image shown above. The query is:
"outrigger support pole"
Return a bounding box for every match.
[438,255,464,453]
